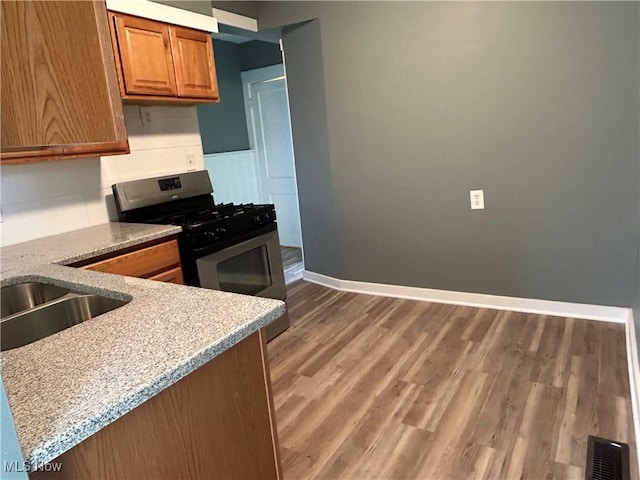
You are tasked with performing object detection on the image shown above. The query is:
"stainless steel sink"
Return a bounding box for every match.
[1,282,130,351]
[1,282,70,317]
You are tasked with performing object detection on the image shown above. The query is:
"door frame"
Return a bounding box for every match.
[241,63,291,205]
[241,63,287,156]
[241,62,303,249]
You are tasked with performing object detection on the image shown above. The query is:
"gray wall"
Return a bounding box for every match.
[635,243,640,353]
[634,27,640,411]
[212,1,259,18]
[151,0,212,16]
[198,40,283,154]
[258,2,640,306]
[198,40,250,153]
[281,20,341,277]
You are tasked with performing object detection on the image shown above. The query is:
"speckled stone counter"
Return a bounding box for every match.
[0,223,286,466]
[1,223,183,272]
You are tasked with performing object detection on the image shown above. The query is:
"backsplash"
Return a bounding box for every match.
[0,105,205,246]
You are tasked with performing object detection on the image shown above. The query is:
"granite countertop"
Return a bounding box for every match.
[1,222,183,271]
[0,223,286,466]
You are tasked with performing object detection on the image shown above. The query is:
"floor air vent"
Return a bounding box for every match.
[585,435,630,480]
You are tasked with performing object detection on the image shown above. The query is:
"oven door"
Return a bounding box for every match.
[195,229,286,300]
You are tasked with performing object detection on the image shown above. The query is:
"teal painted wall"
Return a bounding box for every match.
[239,40,282,71]
[198,40,250,153]
[197,39,283,154]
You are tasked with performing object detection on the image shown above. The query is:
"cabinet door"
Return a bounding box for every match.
[169,26,219,99]
[0,1,128,164]
[34,331,281,480]
[111,13,177,96]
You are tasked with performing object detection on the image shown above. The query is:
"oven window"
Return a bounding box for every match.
[217,245,272,295]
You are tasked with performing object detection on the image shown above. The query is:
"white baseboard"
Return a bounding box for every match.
[626,311,640,473]
[303,269,638,466]
[302,270,628,323]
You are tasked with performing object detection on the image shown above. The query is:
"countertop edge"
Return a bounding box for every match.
[1,224,182,272]
[1,223,286,467]
[53,226,183,266]
[26,302,286,466]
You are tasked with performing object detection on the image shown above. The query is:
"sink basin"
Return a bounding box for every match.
[0,281,130,351]
[1,282,70,317]
[1,294,129,351]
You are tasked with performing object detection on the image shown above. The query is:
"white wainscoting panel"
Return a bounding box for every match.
[204,150,262,205]
[0,105,205,246]
[268,192,302,247]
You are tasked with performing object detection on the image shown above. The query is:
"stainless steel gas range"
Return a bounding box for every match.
[112,170,290,341]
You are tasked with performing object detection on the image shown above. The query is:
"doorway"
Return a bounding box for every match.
[242,64,304,283]
[200,40,304,284]
[242,64,302,249]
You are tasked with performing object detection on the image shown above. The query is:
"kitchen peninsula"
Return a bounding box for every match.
[1,223,285,479]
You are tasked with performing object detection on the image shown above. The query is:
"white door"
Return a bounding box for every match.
[243,65,302,248]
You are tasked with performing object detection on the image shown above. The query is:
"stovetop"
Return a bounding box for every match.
[112,171,277,247]
[173,202,278,259]
[147,203,275,231]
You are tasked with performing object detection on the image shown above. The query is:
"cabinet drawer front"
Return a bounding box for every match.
[112,13,177,96]
[169,26,218,99]
[148,266,184,285]
[83,240,180,278]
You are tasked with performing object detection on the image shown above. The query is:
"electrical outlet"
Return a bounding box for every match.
[470,190,484,210]
[140,106,153,126]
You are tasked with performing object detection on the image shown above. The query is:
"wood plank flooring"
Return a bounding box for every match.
[268,280,637,479]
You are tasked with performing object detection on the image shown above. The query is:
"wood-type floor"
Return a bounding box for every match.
[268,280,637,479]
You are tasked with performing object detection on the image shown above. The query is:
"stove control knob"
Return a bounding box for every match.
[204,231,217,238]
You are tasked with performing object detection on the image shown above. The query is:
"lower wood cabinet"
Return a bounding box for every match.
[33,330,282,479]
[73,237,183,284]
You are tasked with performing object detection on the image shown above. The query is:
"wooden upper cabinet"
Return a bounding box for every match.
[170,27,219,99]
[0,1,129,164]
[110,13,177,96]
[108,12,219,105]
